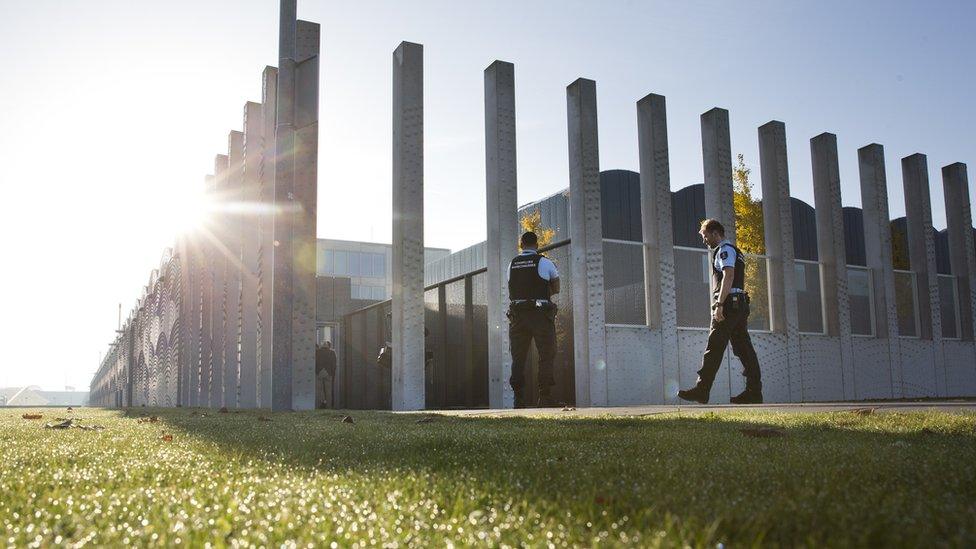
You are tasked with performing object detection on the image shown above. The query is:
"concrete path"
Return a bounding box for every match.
[423,400,976,418]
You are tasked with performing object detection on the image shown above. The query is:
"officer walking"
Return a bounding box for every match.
[678,219,763,404]
[508,231,560,408]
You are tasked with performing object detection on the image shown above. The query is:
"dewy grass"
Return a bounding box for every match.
[2,408,975,547]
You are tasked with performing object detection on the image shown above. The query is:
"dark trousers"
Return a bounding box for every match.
[509,306,557,394]
[697,294,762,391]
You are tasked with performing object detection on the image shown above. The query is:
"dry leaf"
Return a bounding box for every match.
[341,415,355,424]
[22,414,42,420]
[258,416,272,422]
[161,434,173,442]
[415,416,435,424]
[45,419,73,429]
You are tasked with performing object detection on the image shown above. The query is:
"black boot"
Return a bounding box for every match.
[677,385,710,404]
[536,386,557,408]
[730,388,763,404]
[513,388,527,409]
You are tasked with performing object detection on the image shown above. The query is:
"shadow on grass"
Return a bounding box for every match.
[132,406,976,545]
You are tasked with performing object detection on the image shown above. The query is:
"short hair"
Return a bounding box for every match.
[520,231,539,248]
[699,219,725,236]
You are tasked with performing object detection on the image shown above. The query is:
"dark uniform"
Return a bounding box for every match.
[695,240,762,396]
[508,250,559,406]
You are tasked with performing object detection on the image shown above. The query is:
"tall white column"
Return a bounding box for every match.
[637,93,678,402]
[484,60,518,409]
[239,102,263,408]
[224,130,244,408]
[290,19,320,411]
[211,154,229,407]
[271,2,319,411]
[257,66,277,408]
[701,107,735,243]
[902,153,946,395]
[391,41,426,411]
[858,143,899,398]
[758,121,801,401]
[567,78,607,407]
[810,132,855,399]
[943,163,976,341]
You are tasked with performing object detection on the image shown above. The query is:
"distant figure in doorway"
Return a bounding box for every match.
[508,231,560,408]
[316,341,337,408]
[678,219,764,405]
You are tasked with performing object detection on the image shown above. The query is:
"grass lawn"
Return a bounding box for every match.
[2,407,975,547]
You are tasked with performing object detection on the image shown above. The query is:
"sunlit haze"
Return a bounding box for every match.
[0,0,973,391]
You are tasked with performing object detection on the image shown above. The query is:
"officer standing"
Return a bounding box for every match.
[508,231,560,408]
[678,219,763,404]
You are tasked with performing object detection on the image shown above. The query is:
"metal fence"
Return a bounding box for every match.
[338,240,576,409]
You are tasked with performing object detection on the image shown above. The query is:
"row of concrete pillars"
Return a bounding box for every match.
[389,43,976,409]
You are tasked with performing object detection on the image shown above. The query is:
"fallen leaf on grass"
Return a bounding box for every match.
[219,407,229,414]
[22,414,42,420]
[851,408,878,416]
[739,427,786,438]
[45,419,73,430]
[415,416,435,424]
[258,416,272,422]
[161,434,173,442]
[561,407,576,412]
[137,416,159,424]
[341,415,355,424]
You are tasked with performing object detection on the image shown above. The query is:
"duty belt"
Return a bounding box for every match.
[510,299,554,307]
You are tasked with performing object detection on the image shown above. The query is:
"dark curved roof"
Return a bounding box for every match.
[597,169,972,272]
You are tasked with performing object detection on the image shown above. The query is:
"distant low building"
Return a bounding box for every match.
[0,386,89,406]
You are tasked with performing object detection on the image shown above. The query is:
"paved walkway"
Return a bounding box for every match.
[425,400,976,418]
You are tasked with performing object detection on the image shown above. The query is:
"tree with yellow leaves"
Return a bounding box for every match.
[518,209,556,250]
[731,154,770,329]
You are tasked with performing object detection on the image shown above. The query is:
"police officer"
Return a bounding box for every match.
[508,231,560,408]
[678,219,763,404]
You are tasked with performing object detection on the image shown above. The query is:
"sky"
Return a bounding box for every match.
[0,0,974,391]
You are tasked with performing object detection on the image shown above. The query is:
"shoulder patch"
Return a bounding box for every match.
[720,250,728,260]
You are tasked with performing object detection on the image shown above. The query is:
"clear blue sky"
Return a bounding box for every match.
[0,0,973,390]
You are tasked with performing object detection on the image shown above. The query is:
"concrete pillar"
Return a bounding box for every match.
[567,78,608,407]
[210,154,229,407]
[290,19,320,411]
[858,143,899,398]
[943,163,976,341]
[239,102,263,408]
[902,153,946,395]
[701,108,735,243]
[271,2,319,411]
[636,93,678,402]
[810,132,855,398]
[758,121,801,401]
[224,130,244,408]
[257,66,277,408]
[484,60,518,409]
[391,41,426,411]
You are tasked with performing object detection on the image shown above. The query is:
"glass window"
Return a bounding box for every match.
[939,275,959,339]
[674,247,711,328]
[893,270,918,337]
[602,241,646,325]
[324,250,334,274]
[335,251,348,276]
[847,267,874,336]
[795,261,824,334]
[362,253,374,278]
[372,286,386,300]
[373,253,386,278]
